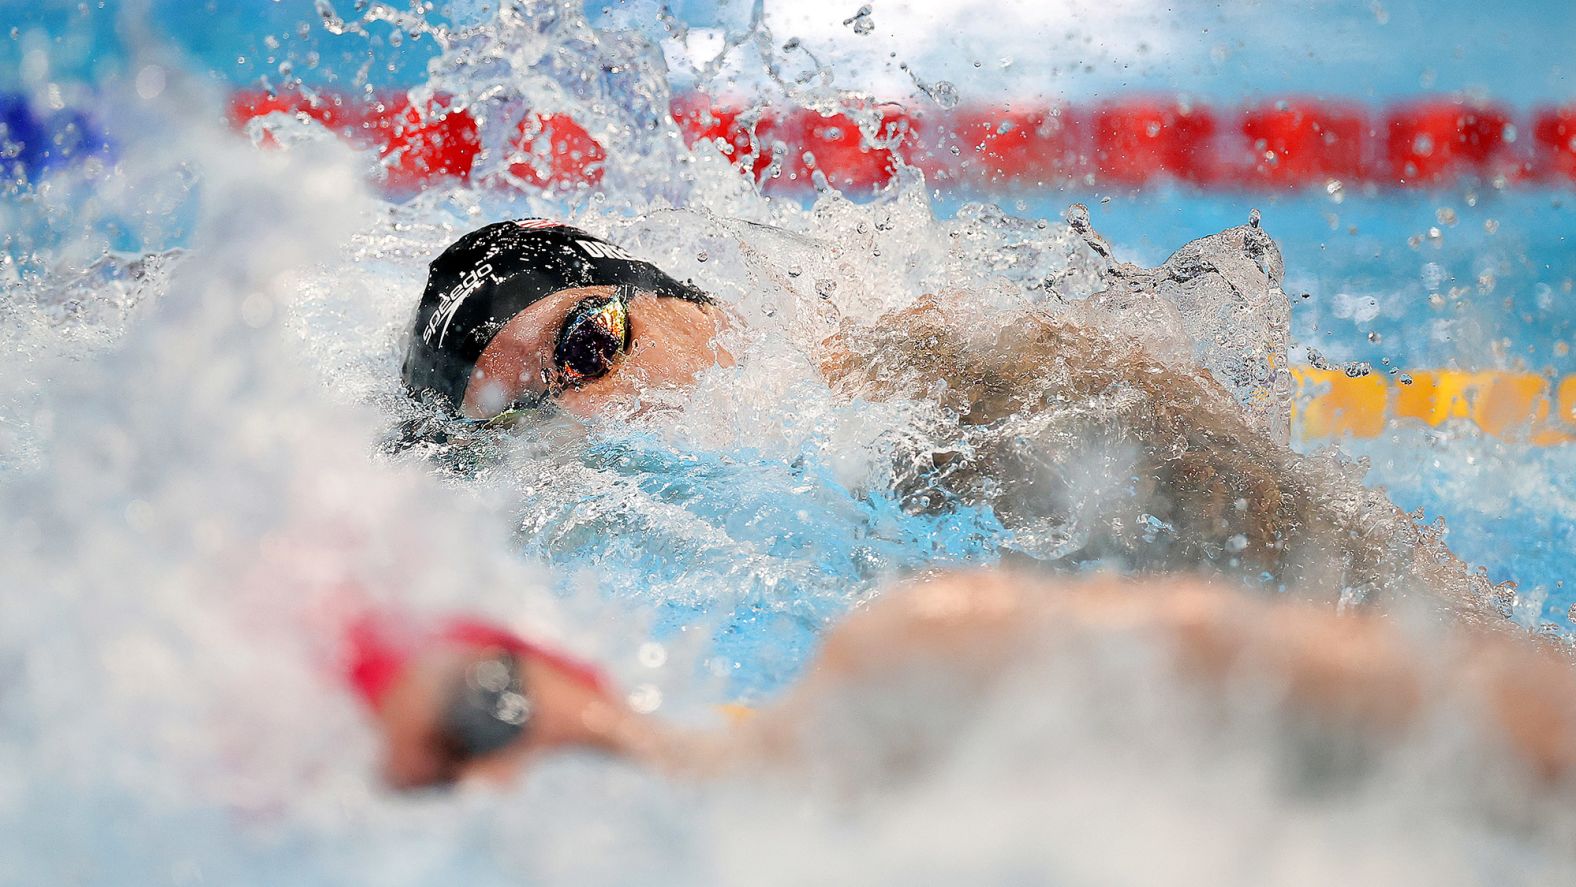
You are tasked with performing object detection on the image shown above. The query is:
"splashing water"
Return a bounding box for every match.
[3,1,1575,884]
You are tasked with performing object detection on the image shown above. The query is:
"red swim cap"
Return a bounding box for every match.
[343,611,609,710]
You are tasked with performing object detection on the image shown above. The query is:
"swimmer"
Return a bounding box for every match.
[351,569,1576,792]
[399,219,1502,621]
[400,219,733,422]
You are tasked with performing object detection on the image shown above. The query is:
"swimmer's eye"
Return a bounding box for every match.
[550,287,632,389]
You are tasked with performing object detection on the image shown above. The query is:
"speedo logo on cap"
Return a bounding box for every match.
[575,239,640,262]
[424,262,493,347]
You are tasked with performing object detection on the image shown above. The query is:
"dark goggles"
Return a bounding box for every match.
[463,283,636,430]
[437,648,533,763]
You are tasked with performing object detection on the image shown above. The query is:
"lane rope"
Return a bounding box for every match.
[219,90,1576,193]
[1294,368,1576,444]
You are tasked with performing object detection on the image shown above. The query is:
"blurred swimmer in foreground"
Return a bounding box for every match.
[399,219,1503,622]
[350,569,1576,792]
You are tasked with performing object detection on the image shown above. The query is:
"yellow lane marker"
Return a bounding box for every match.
[1293,368,1576,444]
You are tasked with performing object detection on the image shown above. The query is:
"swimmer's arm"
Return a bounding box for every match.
[815,292,1225,423]
[1067,578,1576,780]
[736,570,1576,780]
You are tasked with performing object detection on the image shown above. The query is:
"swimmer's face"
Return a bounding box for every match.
[461,285,734,421]
[376,645,538,791]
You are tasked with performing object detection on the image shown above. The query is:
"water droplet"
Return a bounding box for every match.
[696,250,709,263]
[134,64,166,100]
[315,0,353,36]
[638,642,668,668]
[815,279,837,299]
[842,4,875,35]
[926,80,960,110]
[628,684,663,714]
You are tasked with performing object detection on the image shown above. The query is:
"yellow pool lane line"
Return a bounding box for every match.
[1294,367,1576,445]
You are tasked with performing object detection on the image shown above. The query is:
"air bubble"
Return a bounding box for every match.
[638,642,668,668]
[628,684,663,714]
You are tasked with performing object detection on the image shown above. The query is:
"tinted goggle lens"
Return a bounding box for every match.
[438,649,532,761]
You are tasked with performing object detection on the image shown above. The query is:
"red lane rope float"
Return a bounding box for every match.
[230,90,1576,194]
[231,90,479,192]
[507,112,606,189]
[1092,99,1220,186]
[1385,100,1522,186]
[1240,101,1368,185]
[1534,106,1576,181]
[669,96,914,190]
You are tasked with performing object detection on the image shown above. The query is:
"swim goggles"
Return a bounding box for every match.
[436,648,533,765]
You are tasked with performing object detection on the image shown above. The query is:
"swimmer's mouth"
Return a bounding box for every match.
[472,392,551,430]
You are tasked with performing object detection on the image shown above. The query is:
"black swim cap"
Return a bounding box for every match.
[401,219,710,408]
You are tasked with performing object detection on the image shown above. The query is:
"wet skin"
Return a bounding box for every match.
[461,285,735,420]
[376,641,655,790]
[375,571,1576,792]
